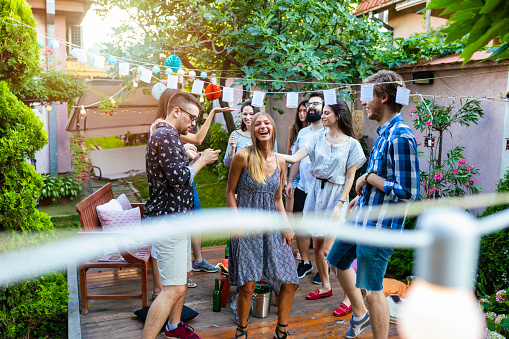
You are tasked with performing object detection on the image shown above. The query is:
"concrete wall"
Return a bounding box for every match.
[355,65,509,199]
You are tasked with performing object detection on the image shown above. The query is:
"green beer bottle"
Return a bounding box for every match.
[225,240,229,259]
[213,278,221,312]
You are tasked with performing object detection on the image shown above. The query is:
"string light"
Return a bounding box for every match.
[46,104,52,111]
[80,105,86,115]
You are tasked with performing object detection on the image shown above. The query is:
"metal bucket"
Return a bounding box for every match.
[251,292,271,318]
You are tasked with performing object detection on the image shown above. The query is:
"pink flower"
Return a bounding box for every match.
[453,170,457,174]
[466,166,472,173]
[458,160,466,165]
[418,142,422,146]
[469,179,475,185]
[409,113,413,117]
[426,121,432,126]
[434,173,442,180]
[452,180,456,184]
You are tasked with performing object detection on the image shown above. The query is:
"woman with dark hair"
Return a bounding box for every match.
[227,112,299,339]
[285,100,309,214]
[278,100,365,304]
[223,100,258,167]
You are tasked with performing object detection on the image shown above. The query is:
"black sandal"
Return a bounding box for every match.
[236,324,248,338]
[274,323,289,339]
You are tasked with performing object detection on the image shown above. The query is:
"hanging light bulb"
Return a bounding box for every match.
[46,104,52,111]
[133,80,139,88]
[110,97,117,105]
[200,92,204,103]
[211,73,218,85]
[80,105,86,115]
[398,208,485,339]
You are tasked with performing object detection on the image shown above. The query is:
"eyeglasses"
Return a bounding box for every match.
[305,101,323,107]
[179,107,198,122]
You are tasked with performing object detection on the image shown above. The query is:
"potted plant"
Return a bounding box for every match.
[39,174,62,206]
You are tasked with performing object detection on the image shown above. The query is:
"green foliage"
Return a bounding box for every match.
[207,122,230,180]
[0,81,52,232]
[15,67,88,109]
[478,288,509,338]
[0,0,39,92]
[378,28,468,68]
[477,168,509,295]
[94,0,392,92]
[126,172,150,201]
[386,248,414,281]
[0,273,68,338]
[411,98,484,198]
[426,0,509,63]
[41,174,83,201]
[51,215,81,230]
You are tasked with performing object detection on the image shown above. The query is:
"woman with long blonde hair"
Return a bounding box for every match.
[226,112,299,339]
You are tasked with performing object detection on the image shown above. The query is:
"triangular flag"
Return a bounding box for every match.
[286,92,299,108]
[140,67,153,83]
[119,62,129,76]
[222,87,234,103]
[93,55,106,70]
[191,80,204,95]
[395,87,411,105]
[323,88,337,106]
[167,75,178,89]
[360,84,374,102]
[252,91,265,107]
[76,49,88,63]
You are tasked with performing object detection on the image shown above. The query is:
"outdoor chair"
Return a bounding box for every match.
[76,183,151,314]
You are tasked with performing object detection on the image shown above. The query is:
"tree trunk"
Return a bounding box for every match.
[220,58,236,134]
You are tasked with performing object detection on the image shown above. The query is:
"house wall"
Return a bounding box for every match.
[388,10,448,39]
[31,9,71,173]
[357,65,509,201]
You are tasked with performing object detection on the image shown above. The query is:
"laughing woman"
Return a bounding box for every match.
[226,112,299,339]
[277,101,365,304]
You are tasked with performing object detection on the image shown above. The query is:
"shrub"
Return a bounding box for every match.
[478,288,509,338]
[0,273,68,338]
[477,169,509,295]
[0,0,39,92]
[207,122,230,180]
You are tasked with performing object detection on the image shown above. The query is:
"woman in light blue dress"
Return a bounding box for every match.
[278,100,365,302]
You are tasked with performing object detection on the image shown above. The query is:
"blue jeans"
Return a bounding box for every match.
[192,180,201,210]
[326,239,393,291]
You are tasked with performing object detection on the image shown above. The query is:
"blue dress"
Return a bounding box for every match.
[229,159,299,294]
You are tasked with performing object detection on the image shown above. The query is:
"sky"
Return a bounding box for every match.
[81,6,123,49]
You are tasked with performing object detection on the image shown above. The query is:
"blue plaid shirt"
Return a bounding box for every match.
[351,113,420,230]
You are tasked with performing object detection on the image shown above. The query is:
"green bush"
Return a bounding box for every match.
[41,174,83,201]
[477,169,509,295]
[0,273,68,338]
[207,122,230,180]
[0,0,39,93]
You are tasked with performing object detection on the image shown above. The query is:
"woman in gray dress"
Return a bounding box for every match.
[226,112,299,339]
[278,101,365,307]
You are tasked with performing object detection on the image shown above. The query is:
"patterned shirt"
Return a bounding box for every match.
[145,122,195,216]
[351,113,420,230]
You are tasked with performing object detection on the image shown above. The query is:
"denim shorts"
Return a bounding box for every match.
[326,239,394,291]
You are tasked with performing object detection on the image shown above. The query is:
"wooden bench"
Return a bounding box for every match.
[76,183,151,314]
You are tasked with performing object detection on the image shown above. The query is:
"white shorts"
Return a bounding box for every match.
[152,232,192,286]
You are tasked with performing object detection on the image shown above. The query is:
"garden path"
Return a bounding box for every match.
[79,245,401,338]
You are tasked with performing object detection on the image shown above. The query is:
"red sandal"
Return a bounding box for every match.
[306,288,333,300]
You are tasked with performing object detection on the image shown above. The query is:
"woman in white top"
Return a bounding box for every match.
[223,101,258,167]
[278,100,365,302]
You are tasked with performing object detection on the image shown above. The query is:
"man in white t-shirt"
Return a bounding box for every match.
[285,92,327,282]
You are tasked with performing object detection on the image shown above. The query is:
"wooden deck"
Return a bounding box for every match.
[80,245,401,338]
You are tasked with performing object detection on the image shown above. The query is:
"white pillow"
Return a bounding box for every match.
[96,199,123,225]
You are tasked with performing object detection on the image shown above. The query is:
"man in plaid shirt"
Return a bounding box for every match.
[327,70,420,338]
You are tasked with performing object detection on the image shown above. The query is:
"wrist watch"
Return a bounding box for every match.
[365,171,375,184]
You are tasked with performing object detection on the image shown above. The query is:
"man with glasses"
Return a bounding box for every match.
[142,92,220,339]
[285,92,327,283]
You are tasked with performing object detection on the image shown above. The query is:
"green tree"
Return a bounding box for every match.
[426,0,509,63]
[94,0,393,132]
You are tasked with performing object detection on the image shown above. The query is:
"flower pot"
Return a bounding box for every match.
[38,196,53,206]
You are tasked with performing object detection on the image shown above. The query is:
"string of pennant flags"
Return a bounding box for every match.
[3,16,509,113]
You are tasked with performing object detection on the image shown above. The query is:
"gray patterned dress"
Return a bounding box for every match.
[229,158,299,295]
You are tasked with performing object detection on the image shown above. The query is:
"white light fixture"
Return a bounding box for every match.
[80,105,86,115]
[46,104,52,111]
[398,208,485,339]
[133,80,139,88]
